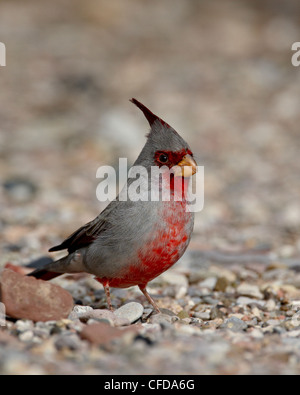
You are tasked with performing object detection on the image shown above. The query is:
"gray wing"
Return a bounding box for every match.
[48,200,119,254]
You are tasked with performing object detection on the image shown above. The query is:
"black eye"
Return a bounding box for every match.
[159,154,169,163]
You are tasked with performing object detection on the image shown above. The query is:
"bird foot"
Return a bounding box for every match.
[139,285,161,313]
[104,284,114,311]
[103,283,161,313]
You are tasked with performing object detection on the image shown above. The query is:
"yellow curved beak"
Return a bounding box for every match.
[172,154,197,178]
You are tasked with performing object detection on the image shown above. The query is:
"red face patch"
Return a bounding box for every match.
[154,148,193,168]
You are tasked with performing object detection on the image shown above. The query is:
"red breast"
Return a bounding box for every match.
[97,188,193,289]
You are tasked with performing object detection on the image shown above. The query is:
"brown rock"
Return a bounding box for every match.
[0,269,74,322]
[215,276,230,292]
[80,322,140,347]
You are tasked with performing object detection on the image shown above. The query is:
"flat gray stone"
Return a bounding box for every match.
[69,306,130,326]
[114,302,144,324]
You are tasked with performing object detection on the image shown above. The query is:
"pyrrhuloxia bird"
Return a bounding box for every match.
[29,99,197,312]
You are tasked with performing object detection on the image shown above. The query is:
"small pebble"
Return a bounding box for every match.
[221,317,248,332]
[69,305,93,321]
[236,296,263,306]
[55,333,84,351]
[149,313,174,326]
[15,320,34,333]
[195,311,211,320]
[3,178,37,203]
[199,277,217,290]
[19,330,34,343]
[264,299,277,312]
[237,283,263,299]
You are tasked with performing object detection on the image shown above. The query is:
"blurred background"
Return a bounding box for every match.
[0,0,300,266]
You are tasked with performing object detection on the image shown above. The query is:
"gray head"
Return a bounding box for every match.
[130,98,196,173]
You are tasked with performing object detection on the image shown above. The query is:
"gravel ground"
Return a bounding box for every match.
[1,0,300,375]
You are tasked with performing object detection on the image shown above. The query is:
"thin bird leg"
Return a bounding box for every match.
[139,285,161,313]
[104,284,113,311]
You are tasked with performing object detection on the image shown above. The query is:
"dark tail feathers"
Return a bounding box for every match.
[28,268,62,281]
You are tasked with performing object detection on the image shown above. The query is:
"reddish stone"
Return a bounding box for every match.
[0,269,74,322]
[80,322,140,346]
[4,263,32,276]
